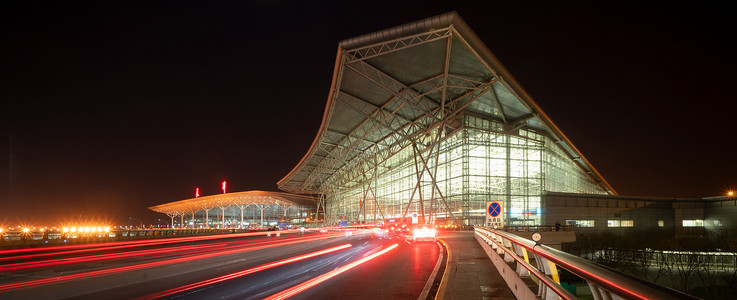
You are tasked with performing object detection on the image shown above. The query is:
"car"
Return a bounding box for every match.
[370,227,390,239]
[388,224,409,236]
[411,224,436,242]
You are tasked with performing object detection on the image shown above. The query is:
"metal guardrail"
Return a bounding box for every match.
[474,227,699,300]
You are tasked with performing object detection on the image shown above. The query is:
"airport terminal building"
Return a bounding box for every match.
[150,13,735,232]
[277,12,616,227]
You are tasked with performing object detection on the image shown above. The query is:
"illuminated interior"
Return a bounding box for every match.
[325,117,607,226]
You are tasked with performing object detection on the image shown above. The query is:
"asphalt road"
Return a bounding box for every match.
[0,229,441,299]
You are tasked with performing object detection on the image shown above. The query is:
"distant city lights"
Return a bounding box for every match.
[61,226,111,233]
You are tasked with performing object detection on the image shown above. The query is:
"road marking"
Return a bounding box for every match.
[435,239,451,300]
[418,241,444,300]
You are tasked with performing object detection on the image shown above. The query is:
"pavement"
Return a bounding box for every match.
[439,231,516,300]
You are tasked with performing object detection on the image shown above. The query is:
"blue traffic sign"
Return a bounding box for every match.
[488,202,501,217]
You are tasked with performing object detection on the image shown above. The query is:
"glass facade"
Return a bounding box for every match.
[325,115,607,226]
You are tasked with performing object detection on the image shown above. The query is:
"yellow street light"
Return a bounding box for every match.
[728,191,734,197]
[22,228,30,233]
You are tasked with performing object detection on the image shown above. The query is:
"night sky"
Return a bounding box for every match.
[4,1,736,226]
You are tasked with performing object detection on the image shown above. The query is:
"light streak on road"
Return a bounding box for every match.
[264,243,400,300]
[141,244,353,299]
[0,230,300,261]
[0,234,317,272]
[0,230,307,262]
[0,233,343,292]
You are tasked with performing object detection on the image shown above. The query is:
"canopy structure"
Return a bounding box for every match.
[149,191,316,228]
[277,12,616,226]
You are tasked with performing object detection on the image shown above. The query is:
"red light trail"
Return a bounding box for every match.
[0,234,318,272]
[0,233,344,292]
[0,229,304,260]
[264,243,399,300]
[141,243,353,299]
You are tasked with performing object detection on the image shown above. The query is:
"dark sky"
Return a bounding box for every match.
[3,1,736,226]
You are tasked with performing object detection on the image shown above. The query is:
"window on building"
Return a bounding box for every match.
[682,220,704,227]
[713,219,723,227]
[658,220,664,227]
[566,220,594,227]
[607,220,634,227]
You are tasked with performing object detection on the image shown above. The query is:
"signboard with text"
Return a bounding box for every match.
[486,201,504,228]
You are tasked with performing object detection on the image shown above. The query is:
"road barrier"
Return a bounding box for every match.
[474,227,698,300]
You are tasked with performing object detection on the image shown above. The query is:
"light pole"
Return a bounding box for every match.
[130,217,144,229]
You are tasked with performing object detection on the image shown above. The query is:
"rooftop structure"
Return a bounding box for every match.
[278,12,615,226]
[149,191,316,228]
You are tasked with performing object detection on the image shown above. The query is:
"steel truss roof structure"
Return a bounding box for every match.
[278,12,616,196]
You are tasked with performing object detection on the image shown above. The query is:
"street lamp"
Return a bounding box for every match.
[130,217,144,229]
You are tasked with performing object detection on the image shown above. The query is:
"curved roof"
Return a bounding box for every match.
[278,12,616,195]
[148,190,316,216]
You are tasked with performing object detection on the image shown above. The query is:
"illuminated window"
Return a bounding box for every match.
[566,220,594,227]
[682,220,704,227]
[713,219,723,227]
[658,220,664,227]
[607,220,633,227]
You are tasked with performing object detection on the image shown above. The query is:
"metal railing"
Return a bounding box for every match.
[474,227,699,300]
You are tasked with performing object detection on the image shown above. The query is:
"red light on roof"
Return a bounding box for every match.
[195,187,200,198]
[221,181,227,194]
